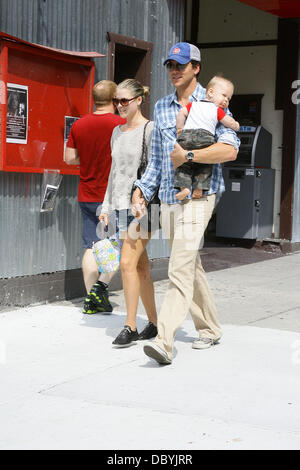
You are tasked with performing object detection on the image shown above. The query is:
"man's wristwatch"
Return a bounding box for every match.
[185,151,194,161]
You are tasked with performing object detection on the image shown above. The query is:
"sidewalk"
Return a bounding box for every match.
[1,252,300,450]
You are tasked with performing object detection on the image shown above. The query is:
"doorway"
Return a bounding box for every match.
[107,32,153,118]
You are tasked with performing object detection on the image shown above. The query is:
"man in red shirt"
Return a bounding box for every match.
[66,80,125,313]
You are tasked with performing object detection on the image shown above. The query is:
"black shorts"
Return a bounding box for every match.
[78,201,102,249]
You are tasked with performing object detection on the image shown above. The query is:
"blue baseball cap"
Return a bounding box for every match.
[163,42,201,65]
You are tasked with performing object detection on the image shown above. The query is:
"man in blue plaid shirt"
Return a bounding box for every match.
[132,42,240,365]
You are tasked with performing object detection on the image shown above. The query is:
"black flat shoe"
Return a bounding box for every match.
[112,325,139,347]
[138,322,158,340]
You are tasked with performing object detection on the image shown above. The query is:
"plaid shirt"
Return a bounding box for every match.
[135,82,240,204]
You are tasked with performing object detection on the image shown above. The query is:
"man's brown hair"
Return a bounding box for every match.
[191,60,201,81]
[92,80,117,107]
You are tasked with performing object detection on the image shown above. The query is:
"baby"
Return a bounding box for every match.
[175,75,240,200]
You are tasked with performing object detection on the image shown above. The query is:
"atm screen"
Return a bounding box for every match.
[240,136,253,145]
[225,125,272,168]
[225,131,255,166]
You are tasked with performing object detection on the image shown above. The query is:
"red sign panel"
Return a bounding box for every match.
[238,0,300,18]
[0,35,99,174]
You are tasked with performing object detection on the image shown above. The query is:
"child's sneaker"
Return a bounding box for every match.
[83,281,113,314]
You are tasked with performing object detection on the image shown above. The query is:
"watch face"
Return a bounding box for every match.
[186,151,194,160]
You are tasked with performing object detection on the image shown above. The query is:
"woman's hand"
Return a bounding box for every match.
[131,201,147,220]
[131,188,147,219]
[99,213,109,226]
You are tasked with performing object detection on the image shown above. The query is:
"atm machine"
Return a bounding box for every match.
[216,95,275,240]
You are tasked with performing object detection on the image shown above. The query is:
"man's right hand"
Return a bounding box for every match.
[131,187,147,219]
[171,142,186,169]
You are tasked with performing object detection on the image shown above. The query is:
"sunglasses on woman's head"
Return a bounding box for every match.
[112,96,137,107]
[165,62,189,71]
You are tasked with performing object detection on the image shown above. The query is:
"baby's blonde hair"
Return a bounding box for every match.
[206,75,234,92]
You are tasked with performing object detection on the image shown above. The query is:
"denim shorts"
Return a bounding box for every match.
[115,209,135,233]
[78,201,102,249]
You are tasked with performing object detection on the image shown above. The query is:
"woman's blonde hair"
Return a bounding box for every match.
[117,78,150,102]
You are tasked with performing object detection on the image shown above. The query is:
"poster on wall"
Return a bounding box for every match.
[64,116,80,143]
[6,83,28,144]
[63,116,80,162]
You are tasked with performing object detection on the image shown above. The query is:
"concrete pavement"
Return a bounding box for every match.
[1,252,300,450]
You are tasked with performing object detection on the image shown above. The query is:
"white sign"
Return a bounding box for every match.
[6,83,28,144]
[232,182,240,192]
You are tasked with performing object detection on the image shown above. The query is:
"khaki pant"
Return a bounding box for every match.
[154,195,222,359]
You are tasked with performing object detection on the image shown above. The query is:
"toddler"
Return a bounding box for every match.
[175,75,240,200]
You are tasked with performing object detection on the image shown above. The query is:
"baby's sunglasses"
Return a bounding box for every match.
[165,61,189,71]
[112,96,138,107]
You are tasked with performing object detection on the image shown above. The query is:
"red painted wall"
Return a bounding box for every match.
[238,0,300,18]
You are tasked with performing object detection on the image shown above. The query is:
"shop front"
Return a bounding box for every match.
[186,0,300,248]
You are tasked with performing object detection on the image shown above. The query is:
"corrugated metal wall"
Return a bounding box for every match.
[0,0,185,278]
[0,172,82,277]
[0,0,184,115]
